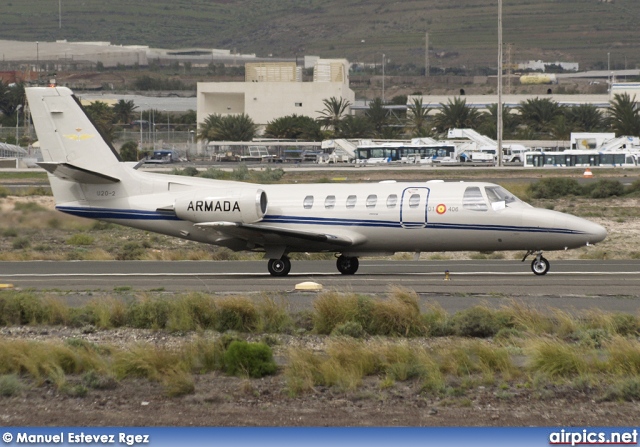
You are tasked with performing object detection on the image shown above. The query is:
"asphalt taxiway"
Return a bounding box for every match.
[2,260,640,314]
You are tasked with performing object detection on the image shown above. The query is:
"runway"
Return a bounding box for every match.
[2,260,640,314]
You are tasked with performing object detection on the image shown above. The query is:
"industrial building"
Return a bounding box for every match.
[196,59,355,153]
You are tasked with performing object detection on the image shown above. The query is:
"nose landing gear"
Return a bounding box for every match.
[522,250,550,275]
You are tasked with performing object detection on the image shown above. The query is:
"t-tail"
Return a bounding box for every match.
[26,86,132,205]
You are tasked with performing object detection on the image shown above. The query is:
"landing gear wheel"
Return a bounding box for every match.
[336,255,359,275]
[268,256,291,276]
[531,256,550,276]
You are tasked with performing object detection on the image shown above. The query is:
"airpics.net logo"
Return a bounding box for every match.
[549,429,638,446]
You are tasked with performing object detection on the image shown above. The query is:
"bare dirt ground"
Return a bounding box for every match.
[1,326,639,427]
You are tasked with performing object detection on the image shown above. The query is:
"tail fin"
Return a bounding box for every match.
[26,86,123,178]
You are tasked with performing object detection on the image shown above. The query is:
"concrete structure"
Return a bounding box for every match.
[610,83,640,99]
[196,59,355,153]
[518,60,579,72]
[0,40,260,70]
[405,93,611,113]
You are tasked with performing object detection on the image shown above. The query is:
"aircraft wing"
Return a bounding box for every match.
[194,221,364,248]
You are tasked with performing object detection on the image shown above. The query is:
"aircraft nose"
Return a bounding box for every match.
[586,221,607,244]
[563,214,607,245]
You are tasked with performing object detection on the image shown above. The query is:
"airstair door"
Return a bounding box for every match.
[400,187,430,229]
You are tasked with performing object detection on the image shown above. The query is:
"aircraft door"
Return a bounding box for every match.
[400,187,430,228]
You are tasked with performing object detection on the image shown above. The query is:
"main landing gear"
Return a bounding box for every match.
[336,255,359,275]
[266,255,360,276]
[522,250,550,276]
[268,256,291,277]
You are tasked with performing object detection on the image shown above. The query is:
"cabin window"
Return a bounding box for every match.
[303,195,314,209]
[386,194,398,208]
[462,187,488,211]
[409,194,420,208]
[366,194,377,208]
[346,195,357,209]
[325,195,336,209]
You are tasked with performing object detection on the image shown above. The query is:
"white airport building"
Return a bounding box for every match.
[196,59,355,153]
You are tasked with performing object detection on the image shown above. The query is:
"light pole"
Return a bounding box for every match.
[607,52,611,92]
[382,53,386,103]
[15,105,22,146]
[497,0,503,167]
[163,109,170,144]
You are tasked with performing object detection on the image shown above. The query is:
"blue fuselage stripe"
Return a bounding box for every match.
[56,207,584,235]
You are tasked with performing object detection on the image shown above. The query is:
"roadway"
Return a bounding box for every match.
[2,260,640,314]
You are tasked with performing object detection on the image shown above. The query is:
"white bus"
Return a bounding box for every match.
[523,150,637,168]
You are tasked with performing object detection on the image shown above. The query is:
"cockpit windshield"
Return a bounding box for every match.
[484,186,528,209]
[462,185,529,212]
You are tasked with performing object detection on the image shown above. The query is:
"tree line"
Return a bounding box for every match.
[197,93,640,143]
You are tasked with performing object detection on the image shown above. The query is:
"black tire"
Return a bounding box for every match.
[531,256,550,275]
[268,256,291,276]
[336,255,359,275]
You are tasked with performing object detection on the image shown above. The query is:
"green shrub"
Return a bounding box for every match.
[369,288,426,336]
[223,341,277,378]
[583,179,625,198]
[117,242,146,260]
[528,178,582,199]
[82,371,118,390]
[214,297,259,332]
[66,233,94,246]
[0,186,9,198]
[172,167,199,176]
[2,228,18,237]
[610,314,639,336]
[125,298,172,329]
[14,202,45,212]
[0,292,49,325]
[0,374,23,397]
[331,321,365,338]
[166,293,217,332]
[450,306,506,338]
[12,237,30,250]
[602,378,640,402]
[162,367,195,397]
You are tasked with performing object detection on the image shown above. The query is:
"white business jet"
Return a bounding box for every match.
[26,86,607,276]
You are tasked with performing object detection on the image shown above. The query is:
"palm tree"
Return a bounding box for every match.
[564,104,603,132]
[432,97,482,133]
[197,114,223,143]
[517,97,563,135]
[200,114,257,141]
[607,93,640,136]
[336,115,373,138]
[264,114,322,140]
[0,81,25,120]
[316,97,351,133]
[84,101,116,144]
[478,103,519,139]
[406,97,432,137]
[365,97,389,137]
[550,115,571,140]
[113,99,137,125]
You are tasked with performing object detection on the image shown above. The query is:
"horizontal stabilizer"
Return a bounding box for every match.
[38,162,120,184]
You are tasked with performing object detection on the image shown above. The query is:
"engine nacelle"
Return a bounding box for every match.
[174,188,267,224]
